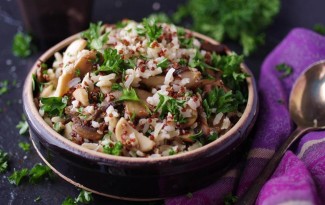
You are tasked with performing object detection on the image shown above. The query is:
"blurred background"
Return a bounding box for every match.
[0,0,325,204]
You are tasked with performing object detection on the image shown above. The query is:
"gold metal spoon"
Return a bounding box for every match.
[238,60,325,205]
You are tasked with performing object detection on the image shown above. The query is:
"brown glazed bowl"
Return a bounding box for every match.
[23,31,258,201]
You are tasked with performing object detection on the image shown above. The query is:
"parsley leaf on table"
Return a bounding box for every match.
[0,149,9,173]
[12,32,33,58]
[313,23,325,35]
[8,168,28,185]
[0,80,9,95]
[18,142,30,152]
[16,115,29,135]
[62,196,76,205]
[28,163,53,184]
[75,190,93,204]
[40,96,68,117]
[275,63,293,78]
[82,22,108,50]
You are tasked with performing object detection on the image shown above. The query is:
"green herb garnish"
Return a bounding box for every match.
[157,58,169,69]
[147,13,172,24]
[98,48,124,73]
[75,190,93,204]
[28,163,53,184]
[12,32,33,58]
[173,0,280,55]
[8,168,28,185]
[155,94,187,123]
[103,142,123,156]
[275,63,293,78]
[40,96,68,117]
[177,27,194,48]
[16,115,29,135]
[82,22,108,50]
[141,18,163,43]
[0,80,9,95]
[62,196,76,205]
[118,88,140,102]
[18,142,30,152]
[34,196,42,202]
[111,83,123,91]
[0,149,9,173]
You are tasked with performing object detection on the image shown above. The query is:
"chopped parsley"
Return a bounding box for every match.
[111,83,123,91]
[16,115,29,135]
[203,88,244,118]
[313,23,325,35]
[34,196,42,202]
[0,149,9,173]
[12,32,33,58]
[177,27,194,48]
[28,163,54,184]
[40,96,68,117]
[75,190,93,204]
[103,142,123,156]
[157,58,169,69]
[190,131,218,145]
[18,142,31,152]
[169,149,176,156]
[98,48,124,73]
[118,88,140,102]
[82,22,108,50]
[141,18,163,43]
[115,20,128,29]
[62,190,93,205]
[275,63,293,78]
[0,80,9,95]
[155,94,187,123]
[8,168,28,185]
[189,50,218,73]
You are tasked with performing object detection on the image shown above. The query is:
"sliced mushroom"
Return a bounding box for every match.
[54,50,98,97]
[180,131,195,143]
[72,119,103,141]
[141,76,165,88]
[73,87,89,106]
[177,70,202,88]
[124,89,152,118]
[179,108,198,128]
[200,42,227,55]
[115,118,155,152]
[63,39,87,65]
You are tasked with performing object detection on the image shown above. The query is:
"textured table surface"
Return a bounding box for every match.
[0,0,324,204]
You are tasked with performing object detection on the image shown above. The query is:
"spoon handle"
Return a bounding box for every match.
[237,127,310,205]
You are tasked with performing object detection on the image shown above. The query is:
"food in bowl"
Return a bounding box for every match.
[32,19,248,158]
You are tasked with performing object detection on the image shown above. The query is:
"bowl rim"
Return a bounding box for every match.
[23,30,258,164]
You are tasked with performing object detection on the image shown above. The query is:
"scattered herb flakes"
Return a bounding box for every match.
[82,22,108,50]
[8,168,28,185]
[12,32,33,58]
[0,80,9,95]
[34,196,42,202]
[16,115,29,135]
[103,142,123,156]
[276,63,293,78]
[18,142,31,152]
[118,88,140,102]
[224,193,238,205]
[313,23,325,35]
[28,163,54,184]
[40,96,68,117]
[0,149,9,173]
[75,190,94,204]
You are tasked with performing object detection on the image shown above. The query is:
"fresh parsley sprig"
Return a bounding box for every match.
[40,96,68,117]
[18,142,30,152]
[118,88,140,102]
[98,48,124,73]
[82,22,108,50]
[0,149,9,173]
[62,190,93,205]
[12,32,33,58]
[155,94,187,123]
[16,115,29,135]
[141,18,163,43]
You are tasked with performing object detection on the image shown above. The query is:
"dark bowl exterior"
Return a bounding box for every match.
[23,33,258,200]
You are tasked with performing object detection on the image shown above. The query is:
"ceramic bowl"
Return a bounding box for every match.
[23,31,258,201]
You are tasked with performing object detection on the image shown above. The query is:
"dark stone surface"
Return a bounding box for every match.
[0,0,324,204]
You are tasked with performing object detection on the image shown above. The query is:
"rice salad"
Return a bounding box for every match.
[32,19,248,158]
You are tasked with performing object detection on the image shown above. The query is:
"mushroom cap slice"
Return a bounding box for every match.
[124,89,152,118]
[73,87,89,106]
[178,70,202,88]
[72,121,103,141]
[179,108,198,128]
[141,76,165,88]
[63,39,87,65]
[115,118,155,152]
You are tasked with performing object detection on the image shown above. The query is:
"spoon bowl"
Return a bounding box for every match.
[239,60,325,204]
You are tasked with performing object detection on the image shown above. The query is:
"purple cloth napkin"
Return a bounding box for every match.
[166,28,325,205]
